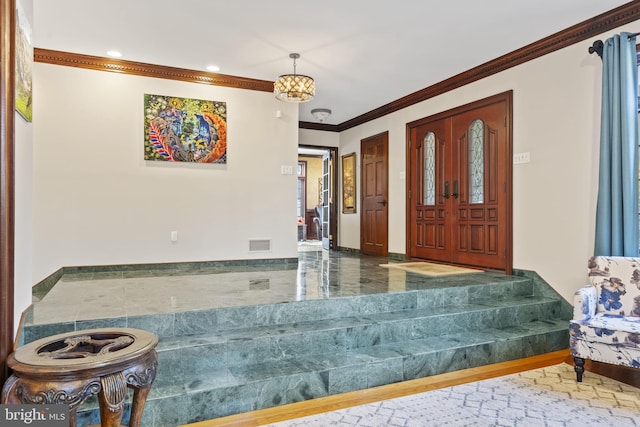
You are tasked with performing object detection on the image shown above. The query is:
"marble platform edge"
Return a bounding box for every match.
[31,267,63,303]
[513,268,573,320]
[21,276,541,344]
[31,257,299,297]
[335,246,406,262]
[336,246,361,256]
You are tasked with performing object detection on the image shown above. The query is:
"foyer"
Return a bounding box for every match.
[21,245,571,426]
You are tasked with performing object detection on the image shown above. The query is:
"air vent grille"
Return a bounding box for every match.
[249,239,271,252]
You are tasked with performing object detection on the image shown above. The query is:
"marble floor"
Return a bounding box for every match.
[27,241,510,326]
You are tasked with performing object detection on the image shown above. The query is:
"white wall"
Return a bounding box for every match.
[15,0,34,333]
[27,22,639,307]
[338,23,639,302]
[32,64,300,283]
[299,128,339,148]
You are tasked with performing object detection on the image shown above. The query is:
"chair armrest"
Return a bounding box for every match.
[573,285,597,320]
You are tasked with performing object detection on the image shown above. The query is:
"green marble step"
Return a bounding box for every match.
[83,318,566,426]
[29,272,571,426]
[152,295,563,377]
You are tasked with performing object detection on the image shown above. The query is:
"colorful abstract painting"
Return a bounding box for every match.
[15,2,33,122]
[144,94,227,163]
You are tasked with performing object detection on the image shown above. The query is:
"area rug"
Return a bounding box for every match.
[265,363,640,427]
[380,261,480,276]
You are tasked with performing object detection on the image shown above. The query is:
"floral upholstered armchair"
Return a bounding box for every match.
[570,256,640,381]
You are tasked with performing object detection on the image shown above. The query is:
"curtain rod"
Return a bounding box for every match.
[589,32,640,59]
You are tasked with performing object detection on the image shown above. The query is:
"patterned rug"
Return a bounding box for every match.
[380,261,479,276]
[265,364,640,426]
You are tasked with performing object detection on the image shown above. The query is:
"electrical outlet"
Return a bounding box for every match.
[513,152,531,164]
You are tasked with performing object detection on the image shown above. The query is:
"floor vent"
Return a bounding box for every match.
[249,239,271,252]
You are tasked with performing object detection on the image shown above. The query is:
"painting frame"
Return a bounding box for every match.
[143,94,227,163]
[341,152,356,214]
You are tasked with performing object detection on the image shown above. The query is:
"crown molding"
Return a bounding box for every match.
[337,1,640,131]
[33,2,640,131]
[299,121,340,132]
[34,48,274,93]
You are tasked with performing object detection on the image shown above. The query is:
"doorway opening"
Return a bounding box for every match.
[298,145,338,251]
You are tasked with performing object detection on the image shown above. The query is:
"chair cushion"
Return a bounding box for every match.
[570,313,640,348]
[588,256,640,316]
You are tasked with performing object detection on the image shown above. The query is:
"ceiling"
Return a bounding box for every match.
[32,0,630,125]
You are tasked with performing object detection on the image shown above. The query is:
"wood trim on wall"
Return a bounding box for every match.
[337,1,640,131]
[34,3,640,133]
[298,121,340,132]
[34,48,274,93]
[1,0,16,385]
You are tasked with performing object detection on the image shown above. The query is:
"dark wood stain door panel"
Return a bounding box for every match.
[361,132,389,256]
[407,92,512,272]
[409,118,449,260]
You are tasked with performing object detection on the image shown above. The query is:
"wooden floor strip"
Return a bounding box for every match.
[183,350,570,427]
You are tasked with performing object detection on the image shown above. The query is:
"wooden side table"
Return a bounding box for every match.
[1,328,158,427]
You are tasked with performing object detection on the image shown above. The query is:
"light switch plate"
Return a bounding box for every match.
[513,152,530,164]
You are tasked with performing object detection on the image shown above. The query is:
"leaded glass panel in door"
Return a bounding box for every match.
[423,132,436,205]
[469,119,484,204]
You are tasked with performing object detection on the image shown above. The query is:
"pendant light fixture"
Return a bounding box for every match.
[274,53,315,103]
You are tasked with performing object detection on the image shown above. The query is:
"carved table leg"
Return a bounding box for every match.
[0,375,20,404]
[68,409,77,427]
[126,350,157,427]
[129,386,152,427]
[98,372,127,427]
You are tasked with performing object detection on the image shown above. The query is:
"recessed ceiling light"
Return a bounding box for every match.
[106,50,122,58]
[206,65,220,72]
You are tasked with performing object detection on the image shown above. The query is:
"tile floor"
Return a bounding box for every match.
[27,241,511,326]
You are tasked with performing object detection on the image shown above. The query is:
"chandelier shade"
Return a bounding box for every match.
[274,53,315,103]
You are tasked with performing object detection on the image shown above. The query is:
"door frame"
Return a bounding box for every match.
[298,145,339,250]
[360,131,389,256]
[1,0,16,385]
[405,91,513,273]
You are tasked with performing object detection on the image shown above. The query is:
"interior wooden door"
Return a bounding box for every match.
[361,132,389,256]
[407,92,512,272]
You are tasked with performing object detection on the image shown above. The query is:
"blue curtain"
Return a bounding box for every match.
[595,32,639,256]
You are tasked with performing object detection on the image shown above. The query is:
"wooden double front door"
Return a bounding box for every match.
[407,92,512,272]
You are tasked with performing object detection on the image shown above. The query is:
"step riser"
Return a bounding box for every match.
[76,327,566,427]
[155,299,562,378]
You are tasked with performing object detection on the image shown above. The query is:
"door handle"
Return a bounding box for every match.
[444,181,450,199]
[377,200,387,206]
[452,180,459,198]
